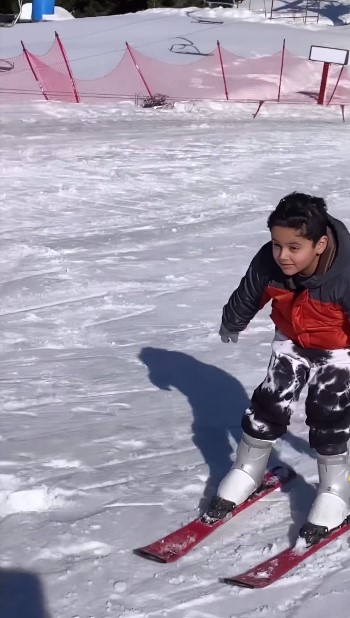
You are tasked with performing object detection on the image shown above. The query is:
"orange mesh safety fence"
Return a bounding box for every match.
[24,39,77,102]
[0,52,43,101]
[1,36,350,107]
[74,50,147,103]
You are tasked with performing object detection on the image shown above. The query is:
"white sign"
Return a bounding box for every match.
[309,45,349,65]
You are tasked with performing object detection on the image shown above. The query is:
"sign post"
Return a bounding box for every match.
[318,62,330,105]
[309,45,349,105]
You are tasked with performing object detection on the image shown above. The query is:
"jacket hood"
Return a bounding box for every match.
[300,214,350,289]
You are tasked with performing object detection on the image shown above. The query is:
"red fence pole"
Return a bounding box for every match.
[21,41,49,101]
[318,62,330,105]
[277,38,286,102]
[55,31,80,103]
[217,40,229,101]
[126,42,153,98]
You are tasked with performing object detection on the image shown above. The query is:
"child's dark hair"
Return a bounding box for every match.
[267,192,328,243]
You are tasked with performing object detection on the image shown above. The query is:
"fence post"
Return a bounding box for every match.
[126,42,153,98]
[55,31,80,103]
[217,40,229,101]
[21,41,49,101]
[277,38,286,102]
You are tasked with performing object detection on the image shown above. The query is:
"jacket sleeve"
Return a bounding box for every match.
[337,280,350,337]
[222,244,272,333]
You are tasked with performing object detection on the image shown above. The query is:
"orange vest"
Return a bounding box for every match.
[262,285,350,349]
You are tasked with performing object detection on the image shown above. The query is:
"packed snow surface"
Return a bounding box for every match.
[2,5,350,618]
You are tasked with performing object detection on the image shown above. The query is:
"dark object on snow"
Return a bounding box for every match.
[141,93,170,108]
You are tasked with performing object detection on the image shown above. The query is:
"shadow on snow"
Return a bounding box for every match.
[139,346,315,543]
[0,568,51,618]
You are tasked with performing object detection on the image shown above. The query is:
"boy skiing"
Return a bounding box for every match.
[204,192,350,545]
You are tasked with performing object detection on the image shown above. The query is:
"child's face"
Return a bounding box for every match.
[271,226,328,276]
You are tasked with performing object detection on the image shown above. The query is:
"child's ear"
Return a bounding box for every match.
[316,235,328,255]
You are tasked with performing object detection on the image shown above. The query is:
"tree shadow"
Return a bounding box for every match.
[139,347,315,542]
[271,0,348,26]
[0,568,51,618]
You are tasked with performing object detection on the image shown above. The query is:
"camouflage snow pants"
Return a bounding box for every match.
[242,335,350,455]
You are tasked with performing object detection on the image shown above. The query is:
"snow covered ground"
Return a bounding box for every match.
[2,3,350,76]
[2,6,350,618]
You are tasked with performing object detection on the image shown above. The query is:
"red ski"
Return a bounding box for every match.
[223,520,350,588]
[134,466,295,563]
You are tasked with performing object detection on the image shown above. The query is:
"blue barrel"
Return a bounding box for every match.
[32,0,55,21]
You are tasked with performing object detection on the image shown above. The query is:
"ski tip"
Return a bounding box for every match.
[220,577,255,589]
[133,548,168,563]
[219,575,273,590]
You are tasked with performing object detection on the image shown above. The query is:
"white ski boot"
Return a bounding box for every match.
[203,432,274,521]
[300,451,350,545]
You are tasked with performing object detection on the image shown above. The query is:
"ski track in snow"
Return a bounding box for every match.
[3,21,350,616]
